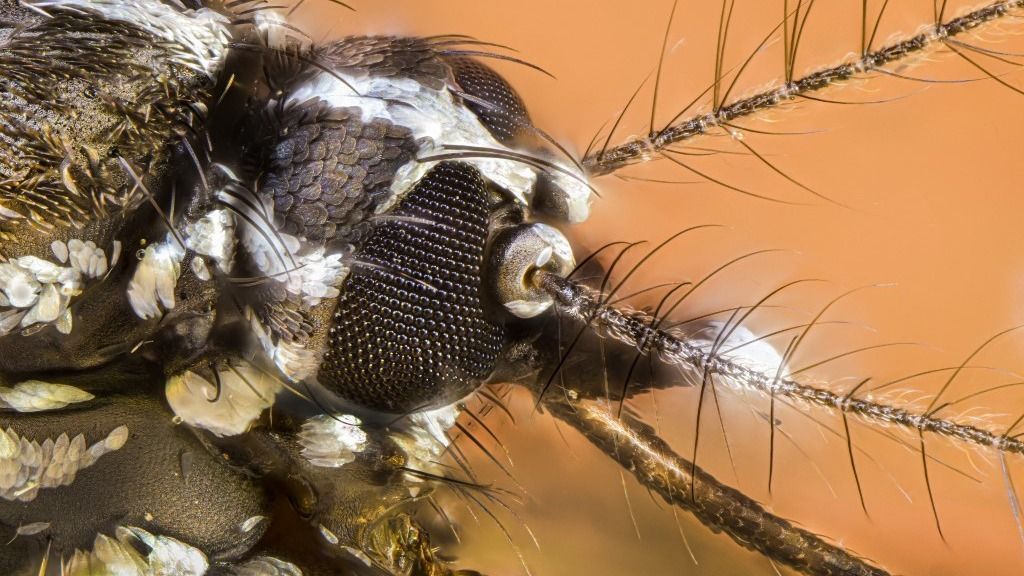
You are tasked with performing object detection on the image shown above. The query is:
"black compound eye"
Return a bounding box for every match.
[446,56,533,146]
[318,161,505,413]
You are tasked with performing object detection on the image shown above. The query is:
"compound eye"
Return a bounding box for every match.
[487,223,575,319]
[317,162,505,414]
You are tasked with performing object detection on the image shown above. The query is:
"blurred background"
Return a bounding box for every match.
[279,1,1024,574]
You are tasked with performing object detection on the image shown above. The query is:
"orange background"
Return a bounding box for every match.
[286,1,1024,574]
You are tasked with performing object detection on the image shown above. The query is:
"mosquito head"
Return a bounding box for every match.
[209,35,591,415]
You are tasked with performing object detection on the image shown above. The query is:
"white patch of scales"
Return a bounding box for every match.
[26,0,231,76]
[289,251,349,307]
[12,521,50,539]
[0,202,23,220]
[127,235,186,320]
[228,556,304,576]
[253,10,290,51]
[287,72,546,212]
[185,208,236,274]
[165,362,282,437]
[390,403,460,472]
[217,190,350,308]
[0,239,112,335]
[0,424,128,502]
[61,526,208,576]
[0,381,93,412]
[298,414,368,468]
[546,170,592,223]
[236,215,346,379]
[245,305,321,382]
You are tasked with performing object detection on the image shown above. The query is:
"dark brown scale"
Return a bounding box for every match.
[319,162,503,413]
[260,99,416,244]
[315,36,451,91]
